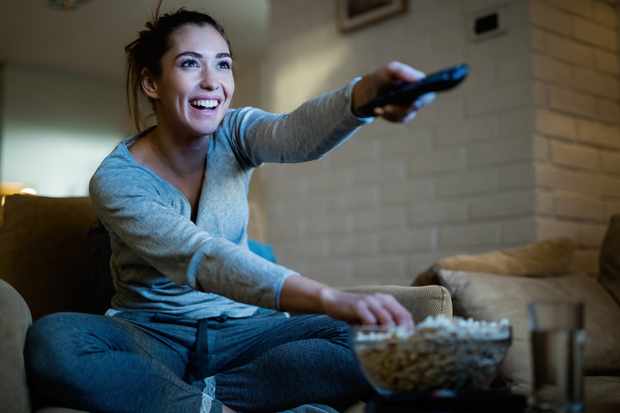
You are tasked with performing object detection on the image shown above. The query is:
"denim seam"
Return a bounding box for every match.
[200,393,213,413]
[203,375,216,398]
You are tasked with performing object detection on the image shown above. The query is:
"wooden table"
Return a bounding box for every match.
[364,389,528,413]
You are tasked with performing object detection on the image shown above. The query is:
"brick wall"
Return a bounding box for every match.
[531,0,620,273]
[257,0,619,287]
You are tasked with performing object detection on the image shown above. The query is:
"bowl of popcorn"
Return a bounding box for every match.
[351,315,512,395]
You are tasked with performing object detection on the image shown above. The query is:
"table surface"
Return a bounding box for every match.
[364,390,528,413]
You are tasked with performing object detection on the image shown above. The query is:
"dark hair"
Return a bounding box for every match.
[125,5,233,132]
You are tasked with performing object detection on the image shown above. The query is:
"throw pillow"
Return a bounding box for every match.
[85,220,115,314]
[600,215,620,307]
[413,238,576,286]
[436,270,620,394]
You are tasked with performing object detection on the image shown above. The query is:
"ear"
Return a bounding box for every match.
[141,69,160,100]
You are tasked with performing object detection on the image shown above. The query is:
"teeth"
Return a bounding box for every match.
[191,99,219,109]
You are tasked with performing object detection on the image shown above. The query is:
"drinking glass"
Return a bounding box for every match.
[528,301,586,413]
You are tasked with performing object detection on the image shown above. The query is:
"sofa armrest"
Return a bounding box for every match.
[0,279,33,413]
[341,285,452,323]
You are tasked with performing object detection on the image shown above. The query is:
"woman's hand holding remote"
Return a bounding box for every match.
[351,61,436,123]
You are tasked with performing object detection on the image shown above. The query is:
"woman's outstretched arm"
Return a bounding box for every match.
[223,61,435,169]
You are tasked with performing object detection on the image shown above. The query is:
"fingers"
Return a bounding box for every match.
[374,62,435,123]
[356,293,414,328]
[325,290,413,328]
[374,104,413,122]
[374,104,416,123]
[354,300,378,325]
[380,294,415,329]
[416,92,436,109]
[365,295,396,326]
[373,91,436,123]
[384,61,425,83]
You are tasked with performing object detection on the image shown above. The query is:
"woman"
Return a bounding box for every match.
[25,7,433,413]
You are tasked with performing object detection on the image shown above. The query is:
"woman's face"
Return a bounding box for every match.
[146,23,235,137]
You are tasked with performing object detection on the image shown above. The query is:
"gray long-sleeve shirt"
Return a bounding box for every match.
[89,79,372,319]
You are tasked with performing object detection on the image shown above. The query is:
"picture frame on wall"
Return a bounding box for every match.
[337,0,408,33]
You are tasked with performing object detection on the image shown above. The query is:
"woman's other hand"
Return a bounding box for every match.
[351,61,435,123]
[319,287,414,329]
[279,274,413,328]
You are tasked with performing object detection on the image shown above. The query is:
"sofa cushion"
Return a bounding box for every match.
[342,285,452,323]
[85,220,116,315]
[414,238,576,286]
[0,279,32,413]
[585,376,620,413]
[0,195,100,320]
[435,270,620,394]
[600,215,620,308]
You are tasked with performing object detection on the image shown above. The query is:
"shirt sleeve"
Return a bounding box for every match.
[89,164,297,310]
[224,77,374,168]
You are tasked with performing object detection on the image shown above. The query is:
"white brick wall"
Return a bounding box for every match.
[256,0,618,287]
[531,0,620,274]
[542,32,597,67]
[530,1,572,36]
[545,0,592,18]
[550,141,599,170]
[536,109,577,138]
[595,49,620,74]
[576,118,620,148]
[573,16,618,50]
[593,1,619,28]
[502,217,539,244]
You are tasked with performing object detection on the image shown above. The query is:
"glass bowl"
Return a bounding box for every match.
[350,316,512,396]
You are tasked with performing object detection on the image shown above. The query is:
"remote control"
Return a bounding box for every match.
[355,63,469,117]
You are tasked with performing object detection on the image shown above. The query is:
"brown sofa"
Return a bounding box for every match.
[414,216,620,413]
[0,194,452,413]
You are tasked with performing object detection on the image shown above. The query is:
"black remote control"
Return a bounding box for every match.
[355,63,469,117]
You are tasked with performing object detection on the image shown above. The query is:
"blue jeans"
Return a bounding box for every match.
[25,308,373,413]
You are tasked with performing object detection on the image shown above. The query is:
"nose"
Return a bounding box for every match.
[200,68,219,91]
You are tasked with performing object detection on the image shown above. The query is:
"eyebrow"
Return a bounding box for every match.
[175,51,232,60]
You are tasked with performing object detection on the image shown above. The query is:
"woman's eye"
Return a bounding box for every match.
[180,59,199,68]
[217,61,232,70]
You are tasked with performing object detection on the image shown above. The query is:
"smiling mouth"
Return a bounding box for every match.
[190,99,220,110]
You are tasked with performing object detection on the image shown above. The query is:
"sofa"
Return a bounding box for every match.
[413,216,620,413]
[0,194,452,413]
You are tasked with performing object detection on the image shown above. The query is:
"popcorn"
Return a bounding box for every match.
[353,316,512,394]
